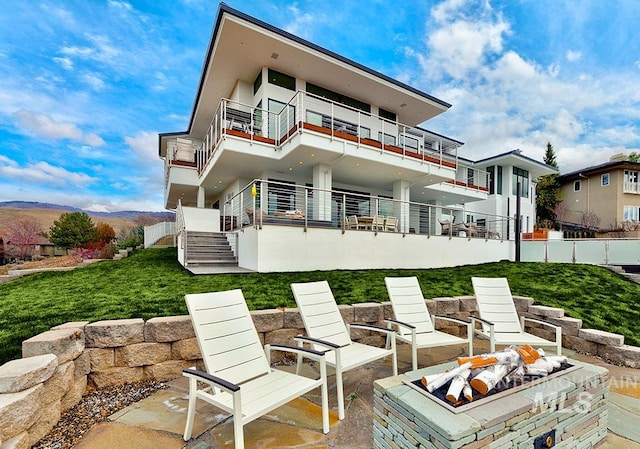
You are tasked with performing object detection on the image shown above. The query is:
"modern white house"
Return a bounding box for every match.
[158,4,556,273]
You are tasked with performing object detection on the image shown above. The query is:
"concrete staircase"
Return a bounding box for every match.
[185,231,237,268]
[605,265,640,284]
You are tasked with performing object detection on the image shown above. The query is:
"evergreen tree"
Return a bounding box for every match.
[536,142,561,225]
[49,212,98,250]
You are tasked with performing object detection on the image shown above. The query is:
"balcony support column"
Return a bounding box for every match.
[313,164,332,221]
[197,186,205,208]
[393,180,411,233]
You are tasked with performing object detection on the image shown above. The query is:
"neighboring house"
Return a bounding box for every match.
[158,4,554,273]
[557,155,640,231]
[471,150,558,237]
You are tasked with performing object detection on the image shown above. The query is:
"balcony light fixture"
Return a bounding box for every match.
[400,103,407,108]
[271,52,279,59]
[299,161,303,165]
[288,167,293,171]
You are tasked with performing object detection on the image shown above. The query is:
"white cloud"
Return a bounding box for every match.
[14,110,105,146]
[566,50,582,62]
[53,56,74,70]
[0,157,95,187]
[82,73,106,90]
[125,130,159,162]
[284,5,317,39]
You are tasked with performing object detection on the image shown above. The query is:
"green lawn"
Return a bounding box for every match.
[1,247,639,365]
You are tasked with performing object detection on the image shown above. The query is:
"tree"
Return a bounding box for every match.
[49,212,98,250]
[629,152,640,163]
[535,142,561,225]
[4,217,42,260]
[94,222,116,246]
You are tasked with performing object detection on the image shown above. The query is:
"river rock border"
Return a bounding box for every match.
[0,296,638,448]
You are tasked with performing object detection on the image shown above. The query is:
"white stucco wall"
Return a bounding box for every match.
[236,225,513,272]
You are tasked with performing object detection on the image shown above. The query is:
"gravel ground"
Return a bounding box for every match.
[33,380,168,449]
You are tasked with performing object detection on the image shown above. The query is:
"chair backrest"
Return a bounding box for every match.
[385,216,397,229]
[373,215,385,227]
[471,277,523,334]
[185,289,270,385]
[291,281,352,347]
[384,276,434,335]
[347,215,358,227]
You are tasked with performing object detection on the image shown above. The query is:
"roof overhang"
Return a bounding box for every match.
[176,4,450,145]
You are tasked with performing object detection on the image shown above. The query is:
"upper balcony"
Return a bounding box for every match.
[194,91,461,174]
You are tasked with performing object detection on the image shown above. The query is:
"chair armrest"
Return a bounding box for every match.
[349,322,396,336]
[267,343,327,360]
[469,315,495,329]
[294,334,344,349]
[522,317,561,331]
[183,368,239,393]
[433,315,471,326]
[385,318,416,331]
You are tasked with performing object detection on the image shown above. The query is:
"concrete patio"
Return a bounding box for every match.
[76,342,640,449]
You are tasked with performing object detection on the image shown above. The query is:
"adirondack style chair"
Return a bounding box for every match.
[385,276,473,370]
[291,280,397,420]
[471,277,562,355]
[182,289,330,449]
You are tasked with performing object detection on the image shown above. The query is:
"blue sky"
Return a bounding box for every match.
[1,1,639,212]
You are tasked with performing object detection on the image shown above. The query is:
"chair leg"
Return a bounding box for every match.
[233,391,244,449]
[183,376,198,441]
[336,368,345,420]
[411,344,418,371]
[319,360,330,434]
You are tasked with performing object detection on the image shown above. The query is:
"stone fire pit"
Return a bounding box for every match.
[373,358,608,449]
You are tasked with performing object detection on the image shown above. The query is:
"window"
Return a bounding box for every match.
[267,69,296,91]
[574,180,581,192]
[306,82,371,113]
[497,166,503,194]
[379,108,396,121]
[625,170,640,193]
[467,168,475,186]
[487,166,495,194]
[601,173,610,186]
[268,99,295,138]
[623,205,640,222]
[253,70,262,94]
[512,167,529,198]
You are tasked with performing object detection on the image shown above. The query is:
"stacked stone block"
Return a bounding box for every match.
[0,293,637,448]
[373,359,608,449]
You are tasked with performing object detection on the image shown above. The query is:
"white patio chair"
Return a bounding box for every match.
[372,215,385,231]
[291,280,397,420]
[384,216,398,232]
[385,276,473,370]
[182,289,330,449]
[471,277,562,355]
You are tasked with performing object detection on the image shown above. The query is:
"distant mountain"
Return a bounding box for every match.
[0,201,175,221]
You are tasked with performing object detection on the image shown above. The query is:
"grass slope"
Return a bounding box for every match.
[1,247,638,365]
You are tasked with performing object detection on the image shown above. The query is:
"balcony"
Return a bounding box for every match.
[192,91,462,177]
[221,179,509,240]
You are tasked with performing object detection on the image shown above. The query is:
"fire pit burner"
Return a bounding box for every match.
[404,362,579,413]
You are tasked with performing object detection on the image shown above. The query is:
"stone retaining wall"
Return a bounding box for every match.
[0,296,637,448]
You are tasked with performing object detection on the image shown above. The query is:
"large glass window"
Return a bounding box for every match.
[497,166,503,194]
[267,180,296,214]
[467,168,475,186]
[267,69,295,91]
[512,167,529,198]
[268,99,295,138]
[487,166,495,194]
[306,82,371,113]
[379,108,396,121]
[253,70,262,94]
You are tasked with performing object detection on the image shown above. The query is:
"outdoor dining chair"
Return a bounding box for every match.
[471,277,562,355]
[385,276,473,370]
[291,280,397,420]
[182,289,330,449]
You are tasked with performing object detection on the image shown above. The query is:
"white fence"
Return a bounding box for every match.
[144,221,177,248]
[521,239,640,265]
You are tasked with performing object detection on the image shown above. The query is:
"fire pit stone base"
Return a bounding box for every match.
[373,358,608,449]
